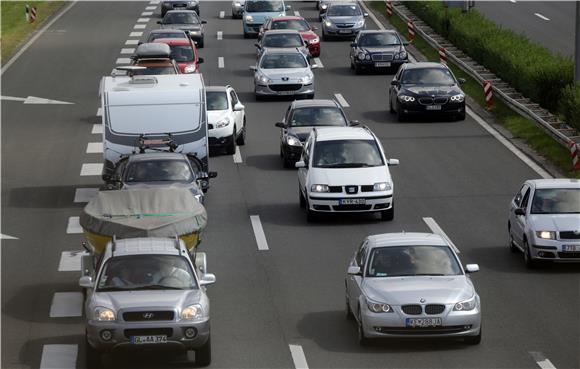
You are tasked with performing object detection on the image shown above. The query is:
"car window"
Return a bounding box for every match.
[263,33,303,48]
[229,90,239,107]
[124,159,193,183]
[169,44,194,62]
[531,188,580,214]
[355,240,368,267]
[401,68,456,85]
[272,19,310,31]
[312,139,384,168]
[207,91,229,110]
[164,12,200,25]
[327,4,361,16]
[514,184,527,206]
[367,246,462,277]
[245,0,285,12]
[358,33,400,47]
[521,188,531,209]
[260,53,308,68]
[289,107,347,127]
[148,32,187,41]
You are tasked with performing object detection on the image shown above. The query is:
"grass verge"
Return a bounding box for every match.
[366,1,579,178]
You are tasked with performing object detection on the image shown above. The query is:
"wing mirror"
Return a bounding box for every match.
[201,20,207,24]
[348,120,360,126]
[363,12,369,17]
[457,78,466,84]
[347,266,361,275]
[79,276,94,289]
[387,158,399,166]
[275,122,287,128]
[310,64,319,69]
[295,160,307,168]
[249,65,257,71]
[233,102,245,111]
[465,264,480,273]
[200,273,216,286]
[350,42,357,47]
[390,80,400,86]
[514,208,526,216]
[197,57,204,64]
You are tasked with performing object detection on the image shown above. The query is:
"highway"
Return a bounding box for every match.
[1,1,579,368]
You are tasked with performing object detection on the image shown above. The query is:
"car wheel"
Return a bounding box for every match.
[523,239,538,268]
[299,187,306,208]
[357,308,370,346]
[345,293,354,320]
[464,327,482,345]
[236,118,246,145]
[197,38,204,48]
[85,338,101,369]
[396,104,406,122]
[507,225,518,253]
[243,31,250,39]
[389,95,395,114]
[226,130,236,155]
[195,334,211,366]
[381,205,394,221]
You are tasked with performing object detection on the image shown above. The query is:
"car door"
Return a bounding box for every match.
[390,66,403,108]
[229,88,243,135]
[347,241,368,314]
[513,185,532,246]
[509,183,527,245]
[297,135,312,192]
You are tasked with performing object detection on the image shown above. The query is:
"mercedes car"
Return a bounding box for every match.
[158,10,207,47]
[350,30,408,74]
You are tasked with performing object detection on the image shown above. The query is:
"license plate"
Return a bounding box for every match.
[375,62,391,67]
[406,318,442,328]
[562,245,580,252]
[131,335,167,344]
[278,90,295,95]
[338,29,352,34]
[339,198,366,205]
[426,105,442,111]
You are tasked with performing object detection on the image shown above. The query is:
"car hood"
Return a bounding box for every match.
[402,85,462,97]
[262,46,309,56]
[162,24,202,31]
[207,109,230,124]
[362,276,474,305]
[260,67,311,81]
[245,12,285,23]
[93,289,203,311]
[360,46,402,54]
[309,166,391,186]
[528,214,580,232]
[327,15,363,24]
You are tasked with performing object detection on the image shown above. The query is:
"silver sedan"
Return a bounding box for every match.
[345,232,482,345]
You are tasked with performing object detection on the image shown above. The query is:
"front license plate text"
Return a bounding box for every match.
[131,335,167,344]
[406,318,442,328]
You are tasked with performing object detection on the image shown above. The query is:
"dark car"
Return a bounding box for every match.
[255,29,310,60]
[158,10,207,48]
[274,99,351,167]
[147,28,189,42]
[388,62,466,121]
[161,0,200,17]
[258,16,320,57]
[349,30,408,74]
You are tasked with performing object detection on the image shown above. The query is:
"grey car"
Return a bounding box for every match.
[80,238,216,367]
[255,29,310,60]
[146,28,189,42]
[158,10,207,47]
[345,232,482,345]
[232,0,246,18]
[161,0,200,17]
[251,48,318,99]
[349,30,409,74]
[321,2,367,40]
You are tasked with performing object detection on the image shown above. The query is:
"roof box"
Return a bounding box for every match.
[135,42,171,59]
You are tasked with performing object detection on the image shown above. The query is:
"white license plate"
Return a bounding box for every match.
[406,318,442,328]
[278,90,295,95]
[426,105,442,111]
[375,62,391,67]
[131,335,167,344]
[562,245,580,252]
[339,198,366,205]
[338,29,352,34]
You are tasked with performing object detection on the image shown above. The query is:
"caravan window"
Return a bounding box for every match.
[108,102,202,134]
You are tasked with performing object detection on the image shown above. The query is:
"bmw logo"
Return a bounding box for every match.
[420,298,426,303]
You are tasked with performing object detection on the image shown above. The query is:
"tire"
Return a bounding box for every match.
[523,239,538,268]
[389,95,395,114]
[507,225,518,253]
[243,31,250,39]
[345,293,354,320]
[85,339,101,369]
[236,118,246,145]
[226,131,236,155]
[197,38,204,48]
[464,327,482,345]
[357,308,370,346]
[381,205,394,221]
[306,197,317,222]
[299,187,306,208]
[195,335,211,366]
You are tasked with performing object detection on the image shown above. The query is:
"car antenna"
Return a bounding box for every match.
[112,234,117,253]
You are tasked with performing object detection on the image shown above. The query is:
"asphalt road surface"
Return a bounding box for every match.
[1,1,579,369]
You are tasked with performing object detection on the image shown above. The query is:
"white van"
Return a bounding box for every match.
[100,73,208,180]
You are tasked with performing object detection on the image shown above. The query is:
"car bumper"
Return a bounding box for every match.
[307,193,393,212]
[255,83,314,97]
[354,59,406,69]
[324,25,364,37]
[282,143,303,162]
[243,23,262,35]
[86,319,210,353]
[399,101,465,115]
[530,238,580,261]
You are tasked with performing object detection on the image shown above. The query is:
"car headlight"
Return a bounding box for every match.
[394,50,407,60]
[536,231,556,240]
[373,182,391,191]
[181,304,204,320]
[355,20,365,27]
[324,20,332,27]
[214,117,230,128]
[184,64,196,73]
[188,1,198,5]
[366,298,393,313]
[450,94,465,102]
[94,307,116,321]
[286,136,302,146]
[453,295,477,311]
[311,184,329,192]
[321,3,328,9]
[309,37,320,44]
[245,15,254,23]
[398,95,415,103]
[188,30,201,35]
[357,51,367,60]
[256,73,272,85]
[298,73,313,84]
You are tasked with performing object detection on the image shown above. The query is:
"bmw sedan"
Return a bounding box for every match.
[158,10,207,47]
[350,30,408,74]
[321,2,367,40]
[389,62,466,121]
[345,232,481,345]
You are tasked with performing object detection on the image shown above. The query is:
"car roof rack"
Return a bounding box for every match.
[111,234,117,254]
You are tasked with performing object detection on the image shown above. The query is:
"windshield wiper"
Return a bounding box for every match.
[325,163,373,168]
[97,286,133,292]
[130,284,187,290]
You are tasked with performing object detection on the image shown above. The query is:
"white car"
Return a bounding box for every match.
[508,178,580,267]
[295,126,399,222]
[206,85,246,155]
[232,0,245,18]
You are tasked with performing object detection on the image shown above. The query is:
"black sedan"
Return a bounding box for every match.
[350,30,408,74]
[388,62,466,121]
[274,99,351,167]
[158,10,206,48]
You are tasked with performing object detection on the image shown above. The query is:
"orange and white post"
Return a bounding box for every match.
[483,80,493,109]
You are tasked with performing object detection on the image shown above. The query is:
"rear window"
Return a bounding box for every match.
[108,104,202,134]
[272,19,309,31]
[263,33,303,48]
[169,45,194,62]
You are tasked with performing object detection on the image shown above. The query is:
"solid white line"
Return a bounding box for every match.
[120,48,135,54]
[466,107,552,179]
[66,217,82,234]
[359,0,386,31]
[530,352,558,369]
[116,58,132,65]
[141,11,153,16]
[58,251,85,272]
[80,163,103,176]
[217,31,223,40]
[125,39,140,45]
[313,57,324,68]
[250,215,269,251]
[150,0,161,4]
[92,124,103,135]
[219,10,225,18]
[294,11,301,16]
[96,107,102,117]
[534,13,550,21]
[233,146,243,163]
[74,188,98,203]
[423,217,460,254]
[137,17,150,23]
[334,93,350,107]
[49,292,83,317]
[218,57,225,68]
[145,6,157,10]
[289,345,309,369]
[86,142,103,154]
[39,345,78,369]
[134,24,146,29]
[0,233,18,240]
[130,31,143,37]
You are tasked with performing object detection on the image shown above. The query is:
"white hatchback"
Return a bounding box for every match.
[206,85,246,155]
[295,126,399,222]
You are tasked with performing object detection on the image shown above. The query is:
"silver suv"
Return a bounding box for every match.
[80,238,216,367]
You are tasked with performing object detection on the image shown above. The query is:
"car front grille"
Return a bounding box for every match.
[269,84,303,92]
[124,328,173,338]
[560,231,580,240]
[336,23,354,28]
[558,252,580,258]
[401,304,422,315]
[371,53,394,62]
[419,97,449,105]
[375,325,471,335]
[328,186,342,193]
[123,311,175,322]
[361,185,374,192]
[332,204,372,211]
[424,304,445,315]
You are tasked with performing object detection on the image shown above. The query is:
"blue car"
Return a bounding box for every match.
[243,0,290,38]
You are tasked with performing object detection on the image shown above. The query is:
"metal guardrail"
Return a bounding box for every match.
[387,2,579,148]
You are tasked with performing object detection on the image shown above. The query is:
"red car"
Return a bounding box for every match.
[153,38,204,74]
[258,16,320,57]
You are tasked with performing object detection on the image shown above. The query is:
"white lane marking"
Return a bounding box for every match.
[530,352,558,369]
[250,215,269,251]
[2,95,73,104]
[39,345,78,369]
[423,217,460,254]
[289,345,309,369]
[66,217,82,234]
[50,292,83,317]
[130,31,143,37]
[125,39,139,45]
[96,107,102,117]
[359,0,386,31]
[80,163,103,176]
[74,188,98,203]
[145,6,157,10]
[218,57,225,68]
[59,251,84,272]
[0,233,18,240]
[509,0,517,3]
[141,11,153,16]
[150,0,160,4]
[134,24,146,29]
[217,31,223,40]
[120,48,135,54]
[116,58,132,65]
[233,146,243,163]
[2,2,76,75]
[86,142,103,154]
[534,13,550,21]
[137,17,150,23]
[219,10,225,18]
[92,124,103,134]
[313,57,324,68]
[466,107,552,179]
[334,93,350,107]
[294,10,301,16]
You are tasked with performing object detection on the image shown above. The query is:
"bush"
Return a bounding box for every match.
[559,85,580,132]
[404,1,574,112]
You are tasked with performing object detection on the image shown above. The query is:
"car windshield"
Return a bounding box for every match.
[272,19,310,31]
[401,68,456,85]
[289,107,347,127]
[124,159,193,183]
[148,32,187,41]
[312,139,384,168]
[206,91,229,111]
[367,246,462,277]
[263,33,303,47]
[97,255,196,291]
[131,65,177,75]
[358,33,400,47]
[246,0,284,12]
[163,12,200,24]
[530,188,580,214]
[260,53,307,68]
[169,44,194,62]
[327,4,361,17]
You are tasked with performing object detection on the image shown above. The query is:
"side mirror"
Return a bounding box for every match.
[387,158,399,166]
[347,266,361,275]
[249,65,257,71]
[233,102,245,111]
[363,12,369,17]
[200,273,216,286]
[295,160,306,168]
[350,42,357,47]
[275,122,287,128]
[208,171,218,178]
[310,64,319,69]
[390,80,399,86]
[514,208,526,216]
[157,21,162,24]
[197,57,204,64]
[138,41,143,46]
[348,120,360,126]
[79,276,94,289]
[465,264,480,273]
[457,78,466,84]
[201,20,207,24]
[312,26,318,31]
[254,43,261,49]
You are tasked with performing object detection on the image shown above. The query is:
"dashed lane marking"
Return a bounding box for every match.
[66,217,82,234]
[141,11,153,16]
[250,215,269,251]
[125,39,139,45]
[86,142,103,154]
[313,57,323,68]
[149,0,160,4]
[130,31,143,37]
[80,163,103,176]
[0,233,18,240]
[74,188,98,203]
[233,145,242,163]
[59,251,84,272]
[120,48,135,54]
[530,352,558,369]
[289,345,309,369]
[218,56,225,68]
[49,292,83,317]
[294,11,301,16]
[96,107,102,117]
[134,24,146,29]
[137,17,150,23]
[219,10,225,18]
[217,31,223,40]
[334,93,350,107]
[534,13,550,21]
[91,124,103,134]
[116,58,131,64]
[40,345,77,369]
[423,217,460,253]
[145,6,157,10]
